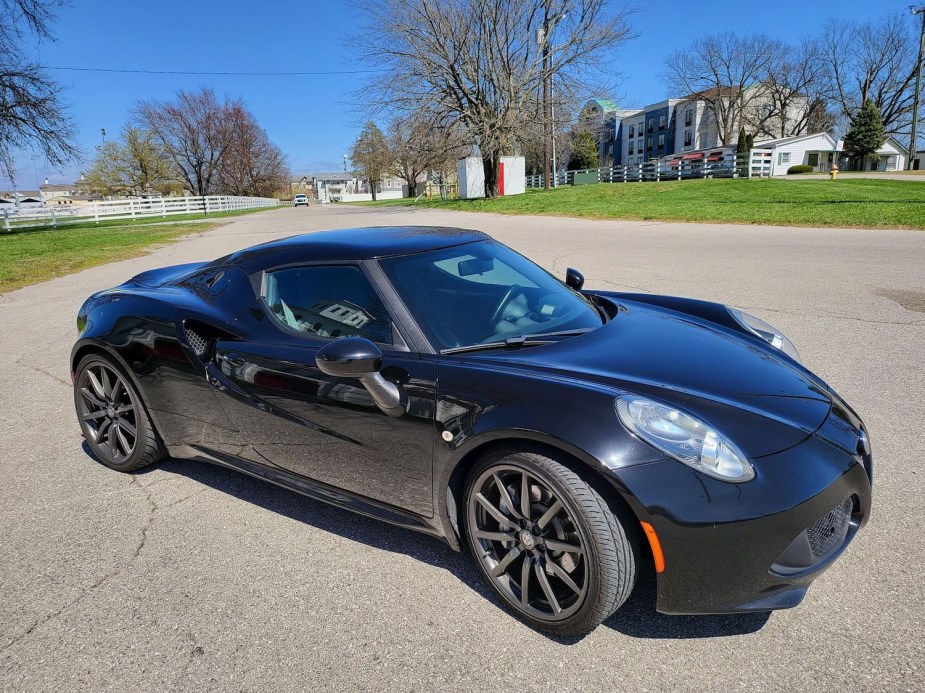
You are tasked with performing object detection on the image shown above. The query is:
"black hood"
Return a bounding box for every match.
[482,302,832,458]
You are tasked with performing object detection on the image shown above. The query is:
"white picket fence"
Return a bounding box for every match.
[525,150,774,188]
[1,195,280,231]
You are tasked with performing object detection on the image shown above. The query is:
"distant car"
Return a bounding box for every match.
[293,194,309,207]
[71,226,872,635]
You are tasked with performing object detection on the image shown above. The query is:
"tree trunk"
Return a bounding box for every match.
[370,178,377,201]
[482,152,500,198]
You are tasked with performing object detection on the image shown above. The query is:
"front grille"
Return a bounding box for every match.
[185,327,209,358]
[807,496,854,559]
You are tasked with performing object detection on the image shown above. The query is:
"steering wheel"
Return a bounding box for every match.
[489,284,526,325]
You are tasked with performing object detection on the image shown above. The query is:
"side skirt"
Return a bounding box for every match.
[180,444,450,543]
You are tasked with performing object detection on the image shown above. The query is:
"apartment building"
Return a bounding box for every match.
[583,86,809,167]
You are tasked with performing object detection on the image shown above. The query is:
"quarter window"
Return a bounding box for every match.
[261,265,393,344]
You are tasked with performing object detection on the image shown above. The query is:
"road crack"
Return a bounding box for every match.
[13,357,70,387]
[0,477,157,655]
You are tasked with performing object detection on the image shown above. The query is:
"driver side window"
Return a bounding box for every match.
[261,265,393,345]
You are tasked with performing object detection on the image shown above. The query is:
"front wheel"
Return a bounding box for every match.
[73,355,164,472]
[463,451,637,635]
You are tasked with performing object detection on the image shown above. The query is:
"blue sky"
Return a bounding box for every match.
[3,0,910,189]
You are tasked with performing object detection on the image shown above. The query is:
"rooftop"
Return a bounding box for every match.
[221,226,490,270]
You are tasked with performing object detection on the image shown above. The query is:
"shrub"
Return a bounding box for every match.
[787,164,813,175]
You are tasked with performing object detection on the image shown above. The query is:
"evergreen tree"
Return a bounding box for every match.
[843,101,885,169]
[567,130,599,170]
[736,126,748,154]
[745,133,754,151]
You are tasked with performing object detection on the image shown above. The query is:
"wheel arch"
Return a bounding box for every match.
[443,432,644,553]
[71,339,164,436]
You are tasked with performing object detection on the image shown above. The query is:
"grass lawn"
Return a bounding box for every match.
[0,205,283,294]
[354,178,925,229]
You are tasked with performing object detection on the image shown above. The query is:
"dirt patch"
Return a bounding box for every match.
[877,289,925,313]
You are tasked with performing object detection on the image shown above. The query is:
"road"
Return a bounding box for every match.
[1,205,923,691]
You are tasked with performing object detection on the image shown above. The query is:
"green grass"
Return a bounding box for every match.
[0,205,284,293]
[353,178,925,229]
[0,220,215,293]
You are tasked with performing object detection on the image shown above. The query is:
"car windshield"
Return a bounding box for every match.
[379,240,604,351]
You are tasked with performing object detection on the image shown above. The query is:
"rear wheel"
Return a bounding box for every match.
[73,355,164,472]
[463,451,636,635]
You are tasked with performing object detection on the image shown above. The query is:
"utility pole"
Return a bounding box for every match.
[909,6,925,170]
[539,6,566,191]
[541,4,551,191]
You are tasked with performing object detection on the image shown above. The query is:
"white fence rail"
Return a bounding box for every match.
[2,195,280,231]
[525,151,773,189]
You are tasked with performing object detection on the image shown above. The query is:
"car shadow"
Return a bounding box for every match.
[87,445,771,643]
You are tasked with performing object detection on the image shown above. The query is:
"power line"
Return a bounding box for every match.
[24,65,383,76]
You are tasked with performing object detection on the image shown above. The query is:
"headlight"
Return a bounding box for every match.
[728,308,801,363]
[615,396,755,482]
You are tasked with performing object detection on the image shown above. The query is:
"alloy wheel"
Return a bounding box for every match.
[467,464,589,621]
[76,362,138,464]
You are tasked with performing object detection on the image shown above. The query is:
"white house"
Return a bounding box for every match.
[834,136,907,172]
[752,133,840,176]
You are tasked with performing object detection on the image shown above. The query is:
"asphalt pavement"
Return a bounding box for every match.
[1,204,923,691]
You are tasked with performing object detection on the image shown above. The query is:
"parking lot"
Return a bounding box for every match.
[1,204,923,691]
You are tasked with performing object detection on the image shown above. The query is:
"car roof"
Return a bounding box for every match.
[219,226,491,271]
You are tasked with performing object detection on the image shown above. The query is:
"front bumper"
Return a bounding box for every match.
[615,410,873,615]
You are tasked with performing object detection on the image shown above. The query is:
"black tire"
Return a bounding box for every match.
[73,354,164,472]
[463,450,636,635]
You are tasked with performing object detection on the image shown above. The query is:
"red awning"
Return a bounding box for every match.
[668,159,681,166]
[682,153,704,160]
[707,156,722,162]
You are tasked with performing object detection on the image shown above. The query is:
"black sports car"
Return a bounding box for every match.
[71,226,872,635]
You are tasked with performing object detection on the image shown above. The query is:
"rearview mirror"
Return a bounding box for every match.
[458,257,494,276]
[565,267,585,291]
[315,337,407,417]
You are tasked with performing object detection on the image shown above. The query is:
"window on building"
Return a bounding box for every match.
[685,109,693,127]
[628,142,634,155]
[628,125,635,139]
[778,152,791,165]
[684,130,692,147]
[261,265,393,344]
[647,120,653,133]
[638,123,644,137]
[658,133,665,148]
[658,114,666,129]
[646,135,653,149]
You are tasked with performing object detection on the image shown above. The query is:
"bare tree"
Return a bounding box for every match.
[820,14,918,141]
[82,126,174,196]
[351,122,390,201]
[387,113,467,197]
[665,32,784,146]
[134,88,235,196]
[756,40,828,138]
[218,105,289,197]
[0,0,77,181]
[353,0,633,197]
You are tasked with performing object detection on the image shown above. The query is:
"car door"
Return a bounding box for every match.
[210,263,437,518]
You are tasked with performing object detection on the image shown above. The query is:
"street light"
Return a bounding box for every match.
[908,5,925,170]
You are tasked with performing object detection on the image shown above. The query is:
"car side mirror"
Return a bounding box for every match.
[565,267,585,291]
[315,337,408,417]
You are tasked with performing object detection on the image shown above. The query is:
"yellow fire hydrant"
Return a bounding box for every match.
[829,163,839,180]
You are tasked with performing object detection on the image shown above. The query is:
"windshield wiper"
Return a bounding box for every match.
[439,328,594,355]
